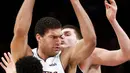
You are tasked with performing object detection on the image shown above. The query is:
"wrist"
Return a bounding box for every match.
[70,0,80,4]
[109,18,117,24]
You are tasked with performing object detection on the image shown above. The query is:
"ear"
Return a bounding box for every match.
[36,34,41,42]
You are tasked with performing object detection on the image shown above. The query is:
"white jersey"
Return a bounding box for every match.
[32,48,65,73]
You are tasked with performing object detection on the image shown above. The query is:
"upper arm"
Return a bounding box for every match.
[25,45,33,56]
[91,48,128,66]
[69,39,96,65]
[10,35,32,63]
[60,39,95,70]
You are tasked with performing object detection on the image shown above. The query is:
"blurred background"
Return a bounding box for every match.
[0,0,130,73]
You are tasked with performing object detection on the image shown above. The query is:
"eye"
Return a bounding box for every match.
[53,36,57,39]
[49,36,54,38]
[65,32,71,36]
[51,36,56,39]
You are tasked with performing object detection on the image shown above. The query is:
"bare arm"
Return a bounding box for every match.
[105,0,130,59]
[91,48,128,66]
[61,0,96,71]
[10,0,35,63]
[62,0,96,72]
[69,0,96,64]
[91,0,130,66]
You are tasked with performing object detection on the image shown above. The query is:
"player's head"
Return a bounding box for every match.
[16,56,43,73]
[61,25,82,48]
[34,17,62,56]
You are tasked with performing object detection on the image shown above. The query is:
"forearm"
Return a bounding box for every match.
[70,0,96,63]
[109,19,130,58]
[70,0,96,43]
[14,0,35,36]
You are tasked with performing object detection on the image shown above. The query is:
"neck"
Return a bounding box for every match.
[37,47,49,61]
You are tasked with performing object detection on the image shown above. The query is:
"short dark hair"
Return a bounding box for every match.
[34,17,62,37]
[16,56,43,73]
[62,25,82,40]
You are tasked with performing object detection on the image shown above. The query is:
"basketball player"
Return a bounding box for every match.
[10,0,96,73]
[61,0,130,73]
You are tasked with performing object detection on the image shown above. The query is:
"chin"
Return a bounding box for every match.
[51,52,59,57]
[55,50,60,54]
[61,44,69,48]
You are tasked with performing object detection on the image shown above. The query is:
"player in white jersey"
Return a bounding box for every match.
[32,48,64,73]
[61,0,130,73]
[9,0,96,73]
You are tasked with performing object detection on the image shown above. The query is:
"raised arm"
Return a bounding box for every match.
[61,0,96,72]
[69,0,96,64]
[10,0,35,63]
[91,0,130,66]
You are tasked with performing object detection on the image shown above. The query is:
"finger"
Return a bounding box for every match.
[105,1,111,9]
[4,53,10,63]
[1,57,8,66]
[105,0,109,9]
[109,0,116,6]
[8,52,13,62]
[0,62,6,70]
[105,0,108,3]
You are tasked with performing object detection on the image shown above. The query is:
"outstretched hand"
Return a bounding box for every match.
[0,52,16,73]
[105,0,117,21]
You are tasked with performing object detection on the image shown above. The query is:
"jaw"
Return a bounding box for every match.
[61,44,70,49]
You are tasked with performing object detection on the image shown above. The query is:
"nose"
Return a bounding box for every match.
[56,37,61,45]
[61,34,64,39]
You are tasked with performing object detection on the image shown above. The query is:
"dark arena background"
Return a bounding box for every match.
[0,0,130,73]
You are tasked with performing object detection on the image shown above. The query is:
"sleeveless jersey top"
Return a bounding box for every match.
[32,48,65,73]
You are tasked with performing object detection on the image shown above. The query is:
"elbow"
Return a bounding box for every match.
[92,35,96,46]
[87,35,97,48]
[14,26,27,37]
[120,48,130,61]
[85,36,96,53]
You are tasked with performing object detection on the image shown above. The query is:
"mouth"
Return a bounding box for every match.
[54,46,60,51]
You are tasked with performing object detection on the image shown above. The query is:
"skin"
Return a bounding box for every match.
[61,0,130,73]
[0,52,16,73]
[9,0,96,73]
[0,0,129,73]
